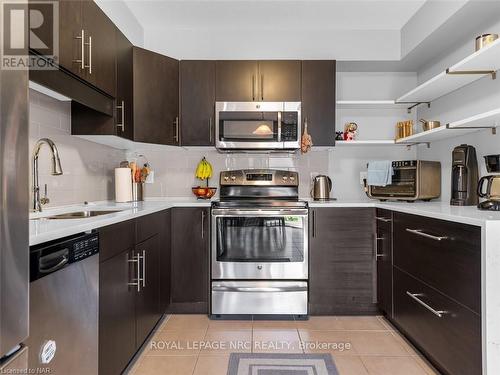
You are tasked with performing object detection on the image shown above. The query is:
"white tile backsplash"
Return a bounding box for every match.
[29,89,127,207]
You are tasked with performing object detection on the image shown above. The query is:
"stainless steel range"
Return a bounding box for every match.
[211,169,308,316]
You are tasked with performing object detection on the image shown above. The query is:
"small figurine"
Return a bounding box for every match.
[343,122,358,141]
[335,131,344,141]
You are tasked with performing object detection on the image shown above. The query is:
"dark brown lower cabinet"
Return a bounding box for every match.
[375,209,393,317]
[99,211,169,375]
[170,207,209,313]
[99,249,136,375]
[135,234,162,348]
[393,267,481,375]
[309,207,377,315]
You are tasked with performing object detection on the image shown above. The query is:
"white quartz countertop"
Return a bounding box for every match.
[306,198,500,226]
[29,197,211,246]
[30,197,500,246]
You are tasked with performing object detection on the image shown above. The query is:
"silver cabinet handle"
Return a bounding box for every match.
[375,237,385,258]
[312,210,316,238]
[406,229,448,241]
[260,75,264,101]
[406,291,447,318]
[376,217,392,223]
[209,118,213,142]
[73,29,85,70]
[252,75,256,101]
[173,117,179,143]
[127,253,140,292]
[212,285,308,293]
[141,250,146,288]
[116,100,125,132]
[201,210,206,238]
[84,35,92,74]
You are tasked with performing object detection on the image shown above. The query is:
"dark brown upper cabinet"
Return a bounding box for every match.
[258,61,301,101]
[301,60,336,146]
[114,27,134,140]
[56,1,116,96]
[216,61,258,102]
[180,60,216,146]
[133,47,179,145]
[216,60,301,102]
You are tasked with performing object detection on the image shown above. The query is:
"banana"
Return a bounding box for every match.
[195,157,213,181]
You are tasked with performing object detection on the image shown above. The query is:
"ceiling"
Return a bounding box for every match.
[124,0,426,60]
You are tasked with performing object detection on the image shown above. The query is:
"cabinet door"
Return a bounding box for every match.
[57,0,84,77]
[180,60,216,146]
[135,234,161,348]
[170,208,209,311]
[375,210,393,317]
[115,28,134,140]
[301,61,336,146]
[133,47,179,145]
[81,0,116,96]
[160,210,172,312]
[309,207,377,315]
[215,61,259,101]
[258,61,301,101]
[99,250,136,375]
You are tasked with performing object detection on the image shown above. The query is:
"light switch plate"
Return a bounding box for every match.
[359,171,367,186]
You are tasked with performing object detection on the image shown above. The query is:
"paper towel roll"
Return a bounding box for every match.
[115,168,132,203]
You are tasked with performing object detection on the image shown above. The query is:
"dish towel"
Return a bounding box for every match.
[367,161,393,187]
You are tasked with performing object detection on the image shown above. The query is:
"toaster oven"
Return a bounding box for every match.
[365,160,441,201]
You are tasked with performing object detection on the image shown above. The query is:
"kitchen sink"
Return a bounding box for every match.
[31,210,123,220]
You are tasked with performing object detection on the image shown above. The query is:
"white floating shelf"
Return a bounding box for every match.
[396,38,500,104]
[335,140,397,146]
[336,100,408,109]
[395,108,500,145]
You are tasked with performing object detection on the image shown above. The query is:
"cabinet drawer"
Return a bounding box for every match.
[136,211,164,244]
[393,268,481,375]
[99,220,135,262]
[393,212,481,313]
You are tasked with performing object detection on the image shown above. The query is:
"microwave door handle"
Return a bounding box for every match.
[277,111,282,143]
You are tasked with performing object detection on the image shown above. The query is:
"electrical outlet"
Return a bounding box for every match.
[359,171,367,186]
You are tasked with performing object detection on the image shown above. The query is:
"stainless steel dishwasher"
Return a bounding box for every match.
[27,232,99,375]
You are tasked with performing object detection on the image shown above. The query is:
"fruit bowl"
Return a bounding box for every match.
[192,187,217,200]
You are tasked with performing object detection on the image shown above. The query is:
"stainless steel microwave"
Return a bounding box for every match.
[215,102,301,151]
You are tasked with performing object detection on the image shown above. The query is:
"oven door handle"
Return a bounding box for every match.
[211,209,309,217]
[212,285,308,293]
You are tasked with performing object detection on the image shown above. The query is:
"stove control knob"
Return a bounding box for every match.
[224,176,229,181]
[230,176,236,181]
[290,176,295,181]
[283,176,288,181]
[257,265,263,270]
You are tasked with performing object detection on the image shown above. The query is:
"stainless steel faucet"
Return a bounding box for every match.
[32,138,63,212]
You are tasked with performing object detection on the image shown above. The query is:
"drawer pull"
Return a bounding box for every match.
[376,217,391,223]
[406,228,448,241]
[406,291,447,318]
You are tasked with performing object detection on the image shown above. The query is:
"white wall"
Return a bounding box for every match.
[416,18,500,202]
[29,90,126,207]
[95,0,144,46]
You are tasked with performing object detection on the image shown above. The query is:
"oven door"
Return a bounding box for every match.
[211,208,308,280]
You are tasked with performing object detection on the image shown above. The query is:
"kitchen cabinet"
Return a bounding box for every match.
[375,209,393,317]
[301,60,336,146]
[391,212,482,375]
[160,210,172,312]
[133,47,179,145]
[72,46,180,146]
[135,234,161,348]
[258,61,301,101]
[309,207,377,315]
[99,250,136,375]
[170,207,209,313]
[215,60,301,102]
[56,0,116,95]
[216,61,258,102]
[180,60,216,146]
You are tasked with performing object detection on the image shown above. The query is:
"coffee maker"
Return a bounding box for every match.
[451,144,479,206]
[478,154,500,211]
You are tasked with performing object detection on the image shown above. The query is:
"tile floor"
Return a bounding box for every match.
[128,315,440,375]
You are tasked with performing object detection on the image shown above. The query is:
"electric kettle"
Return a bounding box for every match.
[311,175,332,200]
